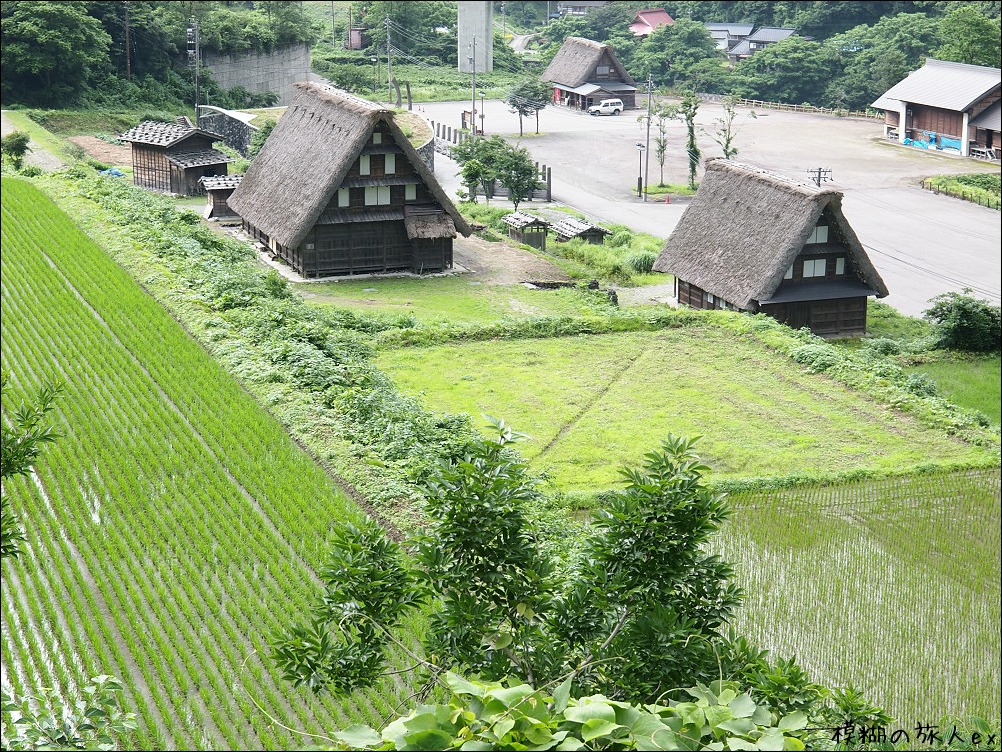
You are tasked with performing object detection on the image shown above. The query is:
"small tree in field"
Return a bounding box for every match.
[1,131,31,171]
[497,144,540,210]
[670,90,701,189]
[705,95,755,159]
[507,77,550,136]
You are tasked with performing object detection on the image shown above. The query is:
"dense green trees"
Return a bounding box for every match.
[934,3,1002,67]
[634,18,721,88]
[729,35,833,106]
[506,77,550,135]
[450,137,541,209]
[924,291,1002,352]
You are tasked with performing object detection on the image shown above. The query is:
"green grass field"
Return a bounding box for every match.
[377,329,992,492]
[715,470,1001,723]
[0,177,417,750]
[910,356,1002,426]
[295,275,612,325]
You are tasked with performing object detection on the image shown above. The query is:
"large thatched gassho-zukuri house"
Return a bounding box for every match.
[652,159,888,338]
[119,116,232,196]
[541,36,637,110]
[228,83,471,277]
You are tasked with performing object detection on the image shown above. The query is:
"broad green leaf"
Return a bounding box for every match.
[563,702,617,724]
[728,694,757,719]
[552,677,573,714]
[717,718,756,736]
[751,705,772,726]
[403,710,447,733]
[726,739,758,751]
[704,704,732,728]
[580,718,622,742]
[492,717,515,741]
[754,729,786,751]
[777,712,807,732]
[782,737,806,750]
[718,688,737,705]
[335,724,383,748]
[446,673,486,698]
[460,742,493,751]
[400,728,458,750]
[492,632,513,651]
[556,736,586,751]
[489,684,534,709]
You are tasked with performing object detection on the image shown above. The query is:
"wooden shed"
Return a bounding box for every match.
[201,175,243,221]
[502,212,550,250]
[872,59,1001,158]
[652,159,888,338]
[541,37,637,110]
[119,117,232,196]
[552,217,610,244]
[227,83,471,278]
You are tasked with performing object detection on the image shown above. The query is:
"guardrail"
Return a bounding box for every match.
[691,93,881,119]
[921,178,1001,210]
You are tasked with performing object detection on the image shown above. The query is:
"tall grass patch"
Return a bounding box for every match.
[376,329,992,492]
[908,355,1001,425]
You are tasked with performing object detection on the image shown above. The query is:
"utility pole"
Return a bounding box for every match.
[385,16,392,104]
[501,1,506,40]
[643,74,653,202]
[124,0,131,81]
[470,35,477,133]
[807,167,833,187]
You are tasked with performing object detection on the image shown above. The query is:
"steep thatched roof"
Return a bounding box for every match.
[542,37,635,88]
[652,159,888,310]
[228,83,471,250]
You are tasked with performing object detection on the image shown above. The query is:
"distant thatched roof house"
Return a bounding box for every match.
[542,37,637,110]
[871,59,1001,159]
[652,159,888,338]
[228,83,471,277]
[119,116,232,196]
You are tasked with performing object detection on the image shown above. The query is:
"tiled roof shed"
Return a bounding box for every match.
[552,217,610,243]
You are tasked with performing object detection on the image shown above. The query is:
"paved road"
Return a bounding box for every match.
[419,99,1001,317]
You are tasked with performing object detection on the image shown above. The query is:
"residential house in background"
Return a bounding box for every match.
[119,116,232,196]
[629,8,674,36]
[555,1,608,16]
[871,58,1001,159]
[652,159,888,338]
[542,36,637,110]
[726,27,797,63]
[228,83,471,278]
[703,22,754,52]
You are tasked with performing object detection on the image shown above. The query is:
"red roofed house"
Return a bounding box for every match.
[629,9,674,37]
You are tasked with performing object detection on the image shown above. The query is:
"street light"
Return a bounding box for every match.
[479,91,486,135]
[635,142,646,198]
[371,56,377,93]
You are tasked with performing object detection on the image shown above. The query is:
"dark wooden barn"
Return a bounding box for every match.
[872,59,1001,158]
[201,175,243,221]
[541,37,637,110]
[119,117,232,195]
[502,211,550,250]
[228,83,471,278]
[652,159,889,338]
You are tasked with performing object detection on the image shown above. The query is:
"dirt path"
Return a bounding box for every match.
[66,135,132,167]
[0,110,64,170]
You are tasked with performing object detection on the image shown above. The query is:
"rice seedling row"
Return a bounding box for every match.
[1,178,417,748]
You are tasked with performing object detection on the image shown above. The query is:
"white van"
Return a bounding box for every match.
[588,98,624,116]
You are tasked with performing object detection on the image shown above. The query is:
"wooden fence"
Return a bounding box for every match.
[921,179,1000,210]
[693,93,881,119]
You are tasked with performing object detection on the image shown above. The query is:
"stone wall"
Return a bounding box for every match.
[198,106,258,156]
[202,43,311,106]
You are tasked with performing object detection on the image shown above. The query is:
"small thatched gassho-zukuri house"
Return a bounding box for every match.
[541,36,637,110]
[228,83,471,277]
[652,159,888,338]
[119,116,232,196]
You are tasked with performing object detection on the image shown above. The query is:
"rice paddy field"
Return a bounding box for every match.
[376,331,995,491]
[0,178,419,749]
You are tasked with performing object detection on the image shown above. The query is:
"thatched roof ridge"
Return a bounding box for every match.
[228,83,470,250]
[652,159,887,309]
[542,37,635,88]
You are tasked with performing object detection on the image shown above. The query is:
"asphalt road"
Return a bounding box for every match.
[418,98,1001,318]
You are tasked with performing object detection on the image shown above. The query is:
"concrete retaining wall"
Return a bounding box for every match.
[203,43,311,106]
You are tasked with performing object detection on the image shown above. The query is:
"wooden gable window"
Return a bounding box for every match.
[805,225,829,244]
[337,188,349,207]
[364,186,391,205]
[372,132,382,145]
[803,258,826,278]
[359,154,371,175]
[405,184,417,201]
[835,257,845,275]
[385,153,396,174]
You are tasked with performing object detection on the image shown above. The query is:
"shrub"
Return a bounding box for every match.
[903,372,938,397]
[789,343,840,372]
[625,250,657,274]
[607,228,633,247]
[863,337,901,356]
[923,290,1001,352]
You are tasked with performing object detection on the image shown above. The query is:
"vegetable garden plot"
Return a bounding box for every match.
[377,331,993,491]
[0,178,415,750]
[715,470,1001,725]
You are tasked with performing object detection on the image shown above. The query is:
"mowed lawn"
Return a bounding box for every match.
[295,276,607,325]
[377,329,991,490]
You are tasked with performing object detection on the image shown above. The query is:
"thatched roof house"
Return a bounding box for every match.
[229,83,471,277]
[542,37,637,110]
[652,159,888,338]
[120,116,232,196]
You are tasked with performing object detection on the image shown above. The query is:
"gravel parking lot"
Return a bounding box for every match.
[419,98,1001,317]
